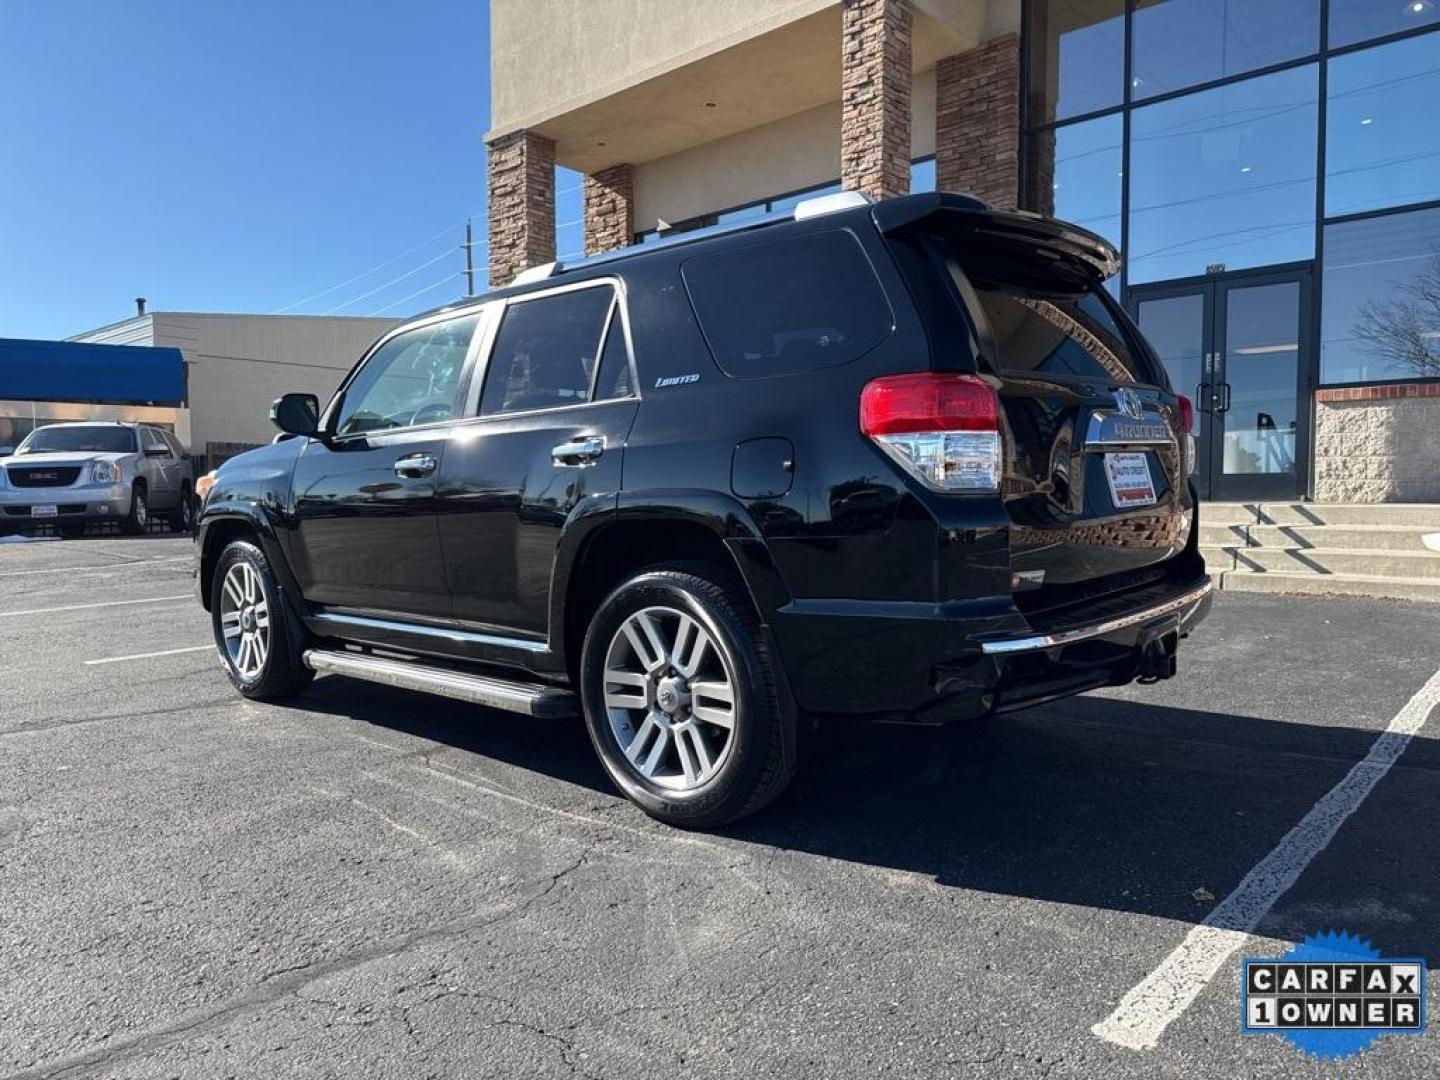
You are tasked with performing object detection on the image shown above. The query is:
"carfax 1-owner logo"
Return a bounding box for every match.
[1242,930,1427,1061]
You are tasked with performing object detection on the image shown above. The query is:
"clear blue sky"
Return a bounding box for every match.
[0,0,582,340]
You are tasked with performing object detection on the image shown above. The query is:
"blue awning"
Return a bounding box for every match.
[0,338,187,406]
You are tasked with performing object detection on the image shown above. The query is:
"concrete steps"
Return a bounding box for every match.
[1200,502,1440,603]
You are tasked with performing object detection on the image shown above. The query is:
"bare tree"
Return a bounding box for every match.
[1352,249,1440,380]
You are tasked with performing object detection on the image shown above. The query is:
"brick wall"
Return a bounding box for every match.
[486,130,556,288]
[840,0,912,200]
[583,164,635,256]
[1313,384,1440,502]
[936,34,1021,208]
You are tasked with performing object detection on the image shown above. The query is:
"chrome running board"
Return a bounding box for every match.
[303,649,577,719]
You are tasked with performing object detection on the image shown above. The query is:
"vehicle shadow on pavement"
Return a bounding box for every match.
[296,676,1440,962]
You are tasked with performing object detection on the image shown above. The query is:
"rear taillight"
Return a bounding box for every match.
[1174,394,1198,476]
[859,373,1001,492]
[1176,394,1195,434]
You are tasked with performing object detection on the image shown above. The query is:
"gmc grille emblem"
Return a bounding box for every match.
[30,472,57,480]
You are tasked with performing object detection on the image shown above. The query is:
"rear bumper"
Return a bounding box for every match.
[769,568,1212,723]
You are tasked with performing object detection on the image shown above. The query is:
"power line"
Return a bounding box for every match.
[320,247,459,315]
[271,219,466,314]
[373,273,464,316]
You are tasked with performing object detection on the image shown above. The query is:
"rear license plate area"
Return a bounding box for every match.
[1103,452,1156,509]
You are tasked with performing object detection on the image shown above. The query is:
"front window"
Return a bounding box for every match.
[1026,0,1125,124]
[17,425,137,455]
[1130,0,1318,101]
[1324,32,1440,217]
[1127,64,1318,284]
[1321,206,1440,384]
[335,315,479,435]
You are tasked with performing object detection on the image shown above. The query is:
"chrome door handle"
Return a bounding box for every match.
[393,452,438,478]
[552,436,605,466]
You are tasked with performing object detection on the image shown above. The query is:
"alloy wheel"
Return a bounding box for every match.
[134,493,147,529]
[602,605,738,792]
[219,561,271,680]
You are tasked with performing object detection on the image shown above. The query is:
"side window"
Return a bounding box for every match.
[336,314,479,436]
[594,303,634,400]
[478,286,614,416]
[682,230,894,377]
[165,431,187,457]
[143,427,172,457]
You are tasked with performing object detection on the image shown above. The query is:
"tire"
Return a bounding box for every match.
[210,539,313,700]
[579,564,794,828]
[169,487,195,533]
[123,482,149,535]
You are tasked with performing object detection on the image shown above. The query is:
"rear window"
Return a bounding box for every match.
[975,288,1157,385]
[900,223,1158,386]
[682,231,893,377]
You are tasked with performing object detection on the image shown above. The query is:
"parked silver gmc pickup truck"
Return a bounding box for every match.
[0,421,194,537]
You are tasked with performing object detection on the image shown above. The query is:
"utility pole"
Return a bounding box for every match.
[463,218,475,297]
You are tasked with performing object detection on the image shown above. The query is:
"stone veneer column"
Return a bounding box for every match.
[935,34,1021,208]
[486,130,556,288]
[583,164,635,256]
[840,0,912,200]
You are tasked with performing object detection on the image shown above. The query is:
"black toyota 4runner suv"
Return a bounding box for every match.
[196,191,1211,828]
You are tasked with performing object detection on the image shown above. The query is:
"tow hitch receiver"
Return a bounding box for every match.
[1137,631,1179,683]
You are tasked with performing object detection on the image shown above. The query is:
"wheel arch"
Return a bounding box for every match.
[552,490,791,682]
[197,506,301,614]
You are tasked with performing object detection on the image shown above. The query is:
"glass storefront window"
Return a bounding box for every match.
[1128,65,1318,283]
[911,157,936,193]
[1330,0,1440,48]
[1026,0,1125,124]
[1321,207,1440,383]
[1325,32,1440,217]
[1130,0,1318,100]
[1026,114,1123,250]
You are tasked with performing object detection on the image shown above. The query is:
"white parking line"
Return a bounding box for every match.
[84,645,213,666]
[0,595,192,618]
[0,556,192,578]
[1093,665,1440,1051]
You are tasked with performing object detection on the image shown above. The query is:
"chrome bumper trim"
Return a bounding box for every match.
[980,579,1212,656]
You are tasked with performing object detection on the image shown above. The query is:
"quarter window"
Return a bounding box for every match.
[682,231,893,377]
[594,306,634,400]
[478,286,615,416]
[335,315,478,436]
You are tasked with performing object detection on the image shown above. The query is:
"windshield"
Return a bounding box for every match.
[17,425,137,455]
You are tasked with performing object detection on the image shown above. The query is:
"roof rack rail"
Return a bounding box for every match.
[792,190,871,221]
[510,261,560,286]
[501,191,876,289]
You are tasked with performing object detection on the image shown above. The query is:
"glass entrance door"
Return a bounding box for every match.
[1132,269,1311,501]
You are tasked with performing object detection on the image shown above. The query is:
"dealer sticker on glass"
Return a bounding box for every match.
[1103,452,1156,509]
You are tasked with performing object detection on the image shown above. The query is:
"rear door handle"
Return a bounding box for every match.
[552,436,605,467]
[393,451,438,478]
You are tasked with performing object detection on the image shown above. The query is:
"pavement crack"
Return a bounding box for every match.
[3,851,593,1080]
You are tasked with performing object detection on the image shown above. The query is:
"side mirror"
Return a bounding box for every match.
[271,392,320,437]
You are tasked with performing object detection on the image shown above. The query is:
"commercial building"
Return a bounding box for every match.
[65,311,398,459]
[485,0,1440,504]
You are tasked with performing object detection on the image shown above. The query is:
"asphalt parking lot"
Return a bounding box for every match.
[2,534,1439,1079]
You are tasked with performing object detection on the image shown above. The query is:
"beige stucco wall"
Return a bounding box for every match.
[633,65,936,231]
[73,314,398,452]
[1313,396,1440,503]
[490,0,837,138]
